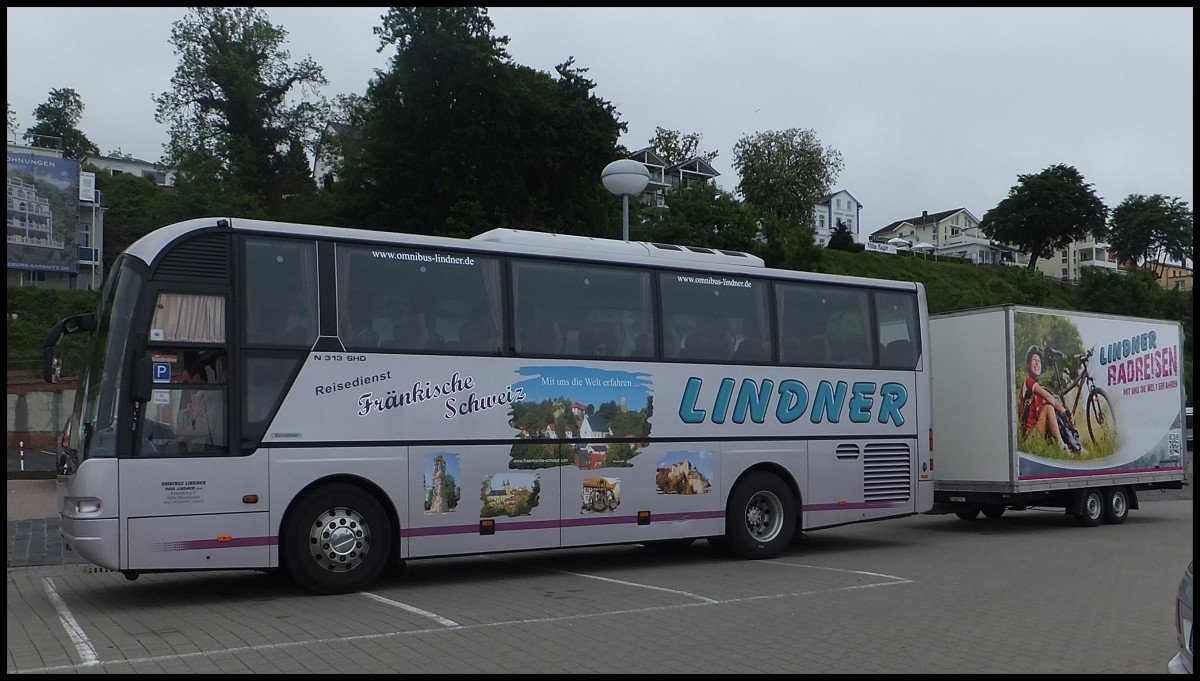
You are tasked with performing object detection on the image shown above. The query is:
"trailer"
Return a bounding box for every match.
[928,305,1187,526]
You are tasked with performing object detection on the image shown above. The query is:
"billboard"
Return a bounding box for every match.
[7,151,80,273]
[1011,309,1183,475]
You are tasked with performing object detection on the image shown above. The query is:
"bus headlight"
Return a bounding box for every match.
[71,498,103,514]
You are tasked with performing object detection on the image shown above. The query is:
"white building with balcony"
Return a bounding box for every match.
[1034,236,1119,282]
[626,147,720,211]
[869,208,1021,265]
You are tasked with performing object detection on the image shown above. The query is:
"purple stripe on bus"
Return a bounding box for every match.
[400,510,725,538]
[1020,464,1184,481]
[156,503,912,550]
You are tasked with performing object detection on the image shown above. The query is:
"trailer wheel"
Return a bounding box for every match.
[981,505,1005,519]
[1073,489,1104,527]
[955,509,980,521]
[283,483,392,595]
[722,471,796,559]
[1101,487,1130,525]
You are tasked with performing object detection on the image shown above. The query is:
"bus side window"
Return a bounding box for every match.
[519,316,564,355]
[660,271,767,364]
[243,238,318,348]
[579,320,624,357]
[149,293,226,343]
[512,259,652,361]
[456,317,501,353]
[733,325,769,363]
[681,318,735,361]
[882,339,914,368]
[876,290,919,368]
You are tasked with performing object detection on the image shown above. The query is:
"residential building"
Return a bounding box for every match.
[869,208,1021,265]
[1132,260,1194,293]
[1033,235,1119,282]
[312,122,363,188]
[812,190,863,247]
[7,143,105,291]
[82,153,176,187]
[626,147,720,211]
[624,150,864,250]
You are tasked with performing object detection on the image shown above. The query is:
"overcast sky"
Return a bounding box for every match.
[6,7,1193,234]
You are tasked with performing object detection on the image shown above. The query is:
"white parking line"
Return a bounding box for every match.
[360,591,460,627]
[17,563,914,674]
[42,577,100,667]
[538,567,719,603]
[762,561,912,583]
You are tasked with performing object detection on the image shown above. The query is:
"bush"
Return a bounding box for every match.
[6,286,99,378]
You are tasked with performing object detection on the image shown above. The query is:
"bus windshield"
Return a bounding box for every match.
[68,259,144,463]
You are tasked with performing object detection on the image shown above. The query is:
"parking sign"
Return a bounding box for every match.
[153,362,171,383]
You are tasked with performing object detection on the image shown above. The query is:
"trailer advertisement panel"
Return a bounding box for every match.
[1012,310,1184,478]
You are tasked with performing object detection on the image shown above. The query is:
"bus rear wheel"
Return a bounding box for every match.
[284,483,392,595]
[722,472,796,560]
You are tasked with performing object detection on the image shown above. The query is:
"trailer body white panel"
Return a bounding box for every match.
[931,305,1186,496]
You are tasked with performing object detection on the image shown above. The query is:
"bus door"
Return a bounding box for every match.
[124,286,273,571]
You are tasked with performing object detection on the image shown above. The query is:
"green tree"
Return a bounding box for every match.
[1107,194,1193,272]
[827,219,861,252]
[154,7,329,216]
[7,101,17,139]
[23,88,100,159]
[342,7,624,237]
[638,182,758,252]
[732,128,840,270]
[979,164,1108,271]
[1076,267,1164,319]
[170,147,268,219]
[648,127,717,166]
[89,168,178,269]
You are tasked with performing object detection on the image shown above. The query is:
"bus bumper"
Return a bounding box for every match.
[60,516,120,570]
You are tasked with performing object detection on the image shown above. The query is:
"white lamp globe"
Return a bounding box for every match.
[601,159,650,196]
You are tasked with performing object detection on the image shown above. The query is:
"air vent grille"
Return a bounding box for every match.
[863,442,912,502]
[153,233,230,282]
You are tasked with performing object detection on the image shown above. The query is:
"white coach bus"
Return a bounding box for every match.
[44,217,933,594]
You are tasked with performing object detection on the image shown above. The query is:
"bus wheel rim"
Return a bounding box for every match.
[310,507,370,572]
[746,491,783,542]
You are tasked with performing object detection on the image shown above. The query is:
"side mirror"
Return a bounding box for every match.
[63,313,97,334]
[130,355,153,403]
[43,345,64,384]
[42,312,97,383]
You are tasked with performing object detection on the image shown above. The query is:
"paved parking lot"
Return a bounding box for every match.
[7,491,1191,674]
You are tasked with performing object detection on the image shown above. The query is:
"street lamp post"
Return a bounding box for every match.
[601,159,650,241]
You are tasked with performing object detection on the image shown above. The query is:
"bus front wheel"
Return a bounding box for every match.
[284,483,392,595]
[722,472,796,560]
